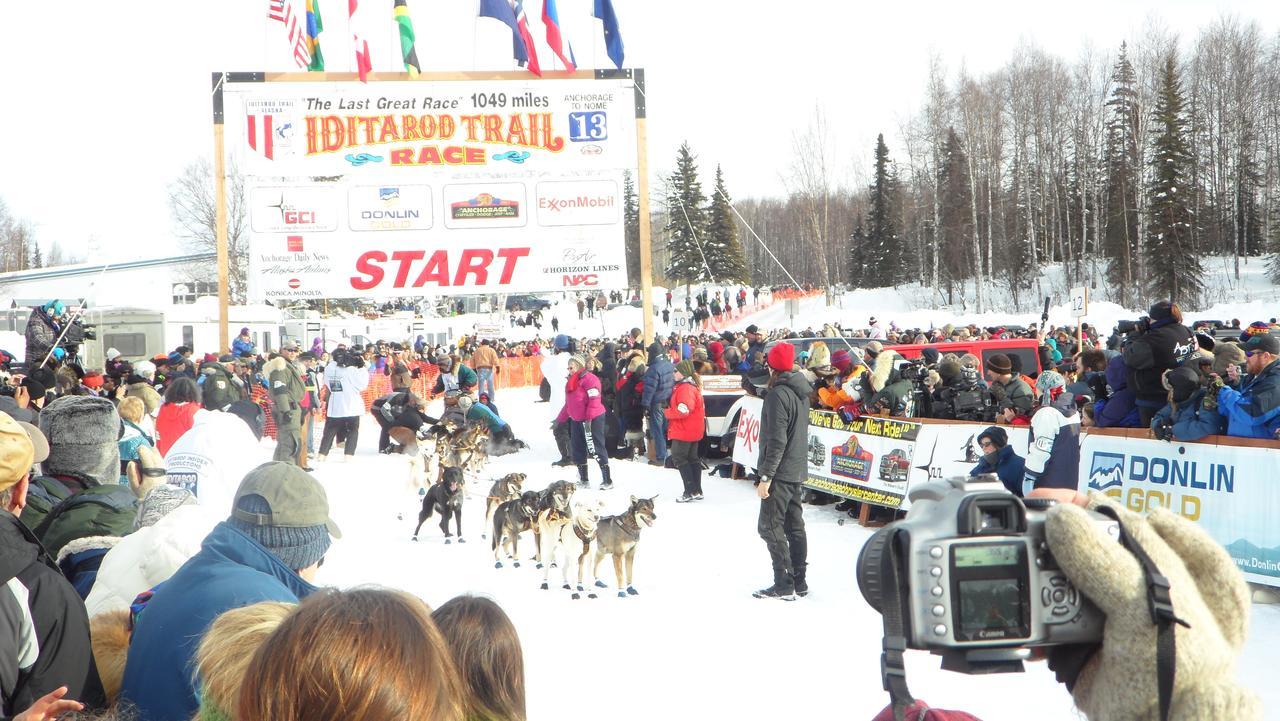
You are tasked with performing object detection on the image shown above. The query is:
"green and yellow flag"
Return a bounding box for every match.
[394,0,421,77]
[305,0,324,71]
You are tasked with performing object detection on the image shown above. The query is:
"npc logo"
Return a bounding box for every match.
[1087,452,1126,491]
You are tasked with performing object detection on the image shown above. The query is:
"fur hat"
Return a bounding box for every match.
[938,356,963,383]
[806,343,836,375]
[863,341,883,359]
[977,426,1008,449]
[38,396,121,485]
[1213,342,1246,376]
[871,349,899,393]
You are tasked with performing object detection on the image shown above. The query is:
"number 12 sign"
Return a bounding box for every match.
[1068,286,1088,318]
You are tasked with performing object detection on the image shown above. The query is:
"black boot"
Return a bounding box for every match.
[689,463,705,500]
[752,568,797,601]
[792,566,808,597]
[676,465,695,502]
[599,463,613,490]
[576,464,591,488]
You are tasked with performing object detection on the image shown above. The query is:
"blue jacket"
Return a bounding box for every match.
[970,444,1027,497]
[230,336,255,357]
[118,523,317,721]
[1095,355,1141,428]
[642,357,674,407]
[1217,359,1280,439]
[1151,389,1226,442]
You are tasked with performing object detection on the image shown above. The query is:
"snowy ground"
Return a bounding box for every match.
[287,387,1280,721]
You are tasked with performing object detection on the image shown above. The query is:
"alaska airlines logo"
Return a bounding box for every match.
[1088,452,1125,491]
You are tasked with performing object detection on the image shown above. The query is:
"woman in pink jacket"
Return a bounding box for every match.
[555,354,613,489]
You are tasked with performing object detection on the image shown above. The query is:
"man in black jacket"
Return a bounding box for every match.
[1122,301,1196,426]
[0,412,105,717]
[752,342,813,601]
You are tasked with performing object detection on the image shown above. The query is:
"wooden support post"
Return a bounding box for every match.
[212,73,230,354]
[634,74,654,345]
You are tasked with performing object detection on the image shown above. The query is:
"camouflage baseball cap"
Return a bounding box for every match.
[230,462,341,538]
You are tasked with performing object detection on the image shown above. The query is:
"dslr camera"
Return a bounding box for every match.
[1115,316,1151,336]
[857,476,1112,673]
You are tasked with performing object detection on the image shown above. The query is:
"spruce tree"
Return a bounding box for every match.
[1102,43,1141,307]
[938,128,974,303]
[863,134,898,287]
[30,243,42,269]
[848,215,867,286]
[703,165,749,282]
[622,171,641,288]
[1145,52,1203,307]
[662,142,709,289]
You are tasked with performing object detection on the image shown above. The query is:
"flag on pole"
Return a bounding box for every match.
[593,0,624,70]
[349,0,372,82]
[542,0,575,71]
[513,1,541,76]
[305,0,324,70]
[478,0,538,75]
[393,0,420,77]
[268,0,311,69]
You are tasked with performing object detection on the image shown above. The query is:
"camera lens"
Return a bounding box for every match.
[855,526,895,613]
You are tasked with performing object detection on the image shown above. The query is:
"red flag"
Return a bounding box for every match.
[513,1,541,76]
[542,0,575,71]
[349,0,371,82]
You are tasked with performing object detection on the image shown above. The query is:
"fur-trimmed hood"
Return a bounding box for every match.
[262,356,288,374]
[56,534,123,565]
[871,349,900,392]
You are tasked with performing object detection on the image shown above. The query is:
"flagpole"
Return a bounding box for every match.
[212,72,231,353]
[633,69,654,344]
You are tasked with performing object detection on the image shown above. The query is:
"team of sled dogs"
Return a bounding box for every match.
[412,468,658,599]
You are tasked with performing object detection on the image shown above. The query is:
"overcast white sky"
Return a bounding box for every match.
[1,0,1278,263]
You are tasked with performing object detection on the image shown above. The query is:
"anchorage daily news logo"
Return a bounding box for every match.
[1088,452,1126,491]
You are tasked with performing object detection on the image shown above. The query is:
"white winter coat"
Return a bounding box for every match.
[164,411,268,516]
[322,362,371,418]
[84,504,221,617]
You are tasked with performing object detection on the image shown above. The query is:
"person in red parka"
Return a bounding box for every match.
[155,377,204,456]
[555,354,613,489]
[666,360,706,502]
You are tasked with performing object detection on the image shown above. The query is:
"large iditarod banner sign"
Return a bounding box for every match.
[220,73,639,301]
[1079,431,1280,588]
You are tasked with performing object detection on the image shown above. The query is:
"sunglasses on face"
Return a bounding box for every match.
[979,440,996,450]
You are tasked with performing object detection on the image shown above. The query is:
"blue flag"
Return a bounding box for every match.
[593,0,624,70]
[479,0,530,66]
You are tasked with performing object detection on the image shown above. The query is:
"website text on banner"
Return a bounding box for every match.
[223,75,640,300]
[1078,430,1280,588]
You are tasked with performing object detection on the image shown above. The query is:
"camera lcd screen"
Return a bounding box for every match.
[954,544,1019,567]
[958,578,1024,634]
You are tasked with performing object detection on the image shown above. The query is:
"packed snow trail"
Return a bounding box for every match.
[282,388,1280,721]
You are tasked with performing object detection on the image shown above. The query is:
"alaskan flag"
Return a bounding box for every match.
[479,0,538,75]
[593,0,624,70]
[542,0,575,71]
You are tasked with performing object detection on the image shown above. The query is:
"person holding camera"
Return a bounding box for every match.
[1151,366,1225,442]
[1121,301,1196,427]
[985,354,1033,424]
[1211,333,1280,438]
[752,342,812,601]
[968,426,1025,496]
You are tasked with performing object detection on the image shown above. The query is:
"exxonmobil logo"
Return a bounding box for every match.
[562,274,598,287]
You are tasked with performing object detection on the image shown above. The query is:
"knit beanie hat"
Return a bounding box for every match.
[1240,321,1271,343]
[831,348,853,374]
[1163,366,1201,405]
[767,342,795,372]
[986,353,1013,375]
[38,395,120,485]
[1035,370,1066,396]
[569,354,587,370]
[675,360,696,377]
[230,493,331,571]
[135,486,195,531]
